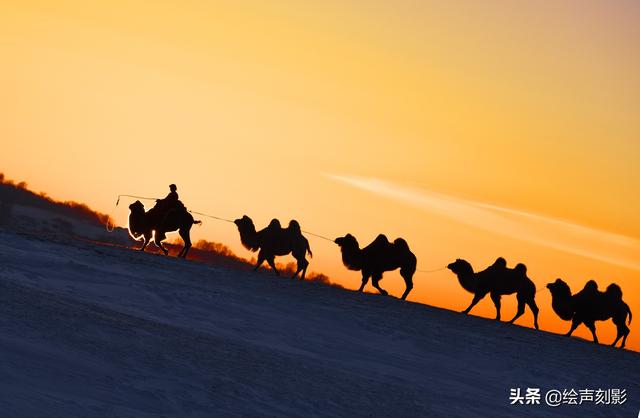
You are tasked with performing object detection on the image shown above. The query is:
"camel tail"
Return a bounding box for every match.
[626,303,632,325]
[306,240,313,258]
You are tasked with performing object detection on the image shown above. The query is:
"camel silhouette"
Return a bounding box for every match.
[234,215,312,280]
[334,233,417,300]
[447,258,539,329]
[547,278,632,348]
[128,200,201,258]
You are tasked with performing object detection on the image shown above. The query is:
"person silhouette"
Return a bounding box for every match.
[163,184,179,204]
[154,184,180,215]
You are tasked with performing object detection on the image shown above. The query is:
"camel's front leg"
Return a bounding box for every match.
[585,321,599,344]
[463,293,486,315]
[358,271,371,292]
[371,272,388,296]
[266,256,279,276]
[139,233,152,252]
[565,317,582,337]
[154,232,169,255]
[254,251,266,271]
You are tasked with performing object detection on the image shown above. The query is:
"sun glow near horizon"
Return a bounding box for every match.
[1,0,639,350]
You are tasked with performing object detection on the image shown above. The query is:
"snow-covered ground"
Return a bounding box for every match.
[0,229,637,417]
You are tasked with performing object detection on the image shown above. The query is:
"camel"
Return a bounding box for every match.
[334,233,417,300]
[128,200,201,258]
[234,215,312,280]
[446,258,539,329]
[547,278,632,348]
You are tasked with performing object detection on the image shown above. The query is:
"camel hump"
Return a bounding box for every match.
[268,218,281,229]
[393,238,410,251]
[582,279,599,293]
[605,283,623,300]
[493,257,507,269]
[288,219,301,233]
[514,263,527,275]
[374,234,390,245]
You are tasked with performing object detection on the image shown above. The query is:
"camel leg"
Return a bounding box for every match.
[293,256,308,281]
[291,267,300,280]
[508,301,526,324]
[490,293,502,321]
[266,256,279,276]
[139,233,151,252]
[565,317,582,337]
[527,298,540,330]
[358,271,371,292]
[154,232,169,255]
[371,272,388,296]
[254,251,266,271]
[463,293,486,315]
[399,267,414,300]
[178,228,192,259]
[508,295,526,324]
[620,326,630,348]
[611,316,629,348]
[585,321,598,344]
[611,328,623,348]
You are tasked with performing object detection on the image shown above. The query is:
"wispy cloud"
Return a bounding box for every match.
[326,174,640,271]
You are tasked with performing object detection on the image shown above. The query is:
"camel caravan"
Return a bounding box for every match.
[125,184,633,349]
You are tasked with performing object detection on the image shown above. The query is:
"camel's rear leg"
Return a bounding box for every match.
[490,293,502,320]
[292,254,309,280]
[508,293,527,324]
[527,298,540,330]
[399,266,414,300]
[611,316,630,348]
[178,227,192,258]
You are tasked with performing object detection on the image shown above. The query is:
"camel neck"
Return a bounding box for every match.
[456,270,477,293]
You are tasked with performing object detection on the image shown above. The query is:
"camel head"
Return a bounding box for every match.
[234,215,259,252]
[546,278,571,298]
[127,200,147,238]
[129,200,145,214]
[447,258,473,276]
[546,278,575,321]
[334,233,359,250]
[334,234,363,271]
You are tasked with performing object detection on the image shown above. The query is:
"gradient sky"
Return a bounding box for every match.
[1,1,639,349]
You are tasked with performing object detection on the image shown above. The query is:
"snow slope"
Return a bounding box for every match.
[0,230,637,417]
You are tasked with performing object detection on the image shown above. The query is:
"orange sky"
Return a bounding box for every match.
[1,0,639,350]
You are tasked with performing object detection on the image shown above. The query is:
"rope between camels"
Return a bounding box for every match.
[187,210,235,224]
[416,266,447,274]
[301,230,335,243]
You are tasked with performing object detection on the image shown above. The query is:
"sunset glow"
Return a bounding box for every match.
[2,1,639,349]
